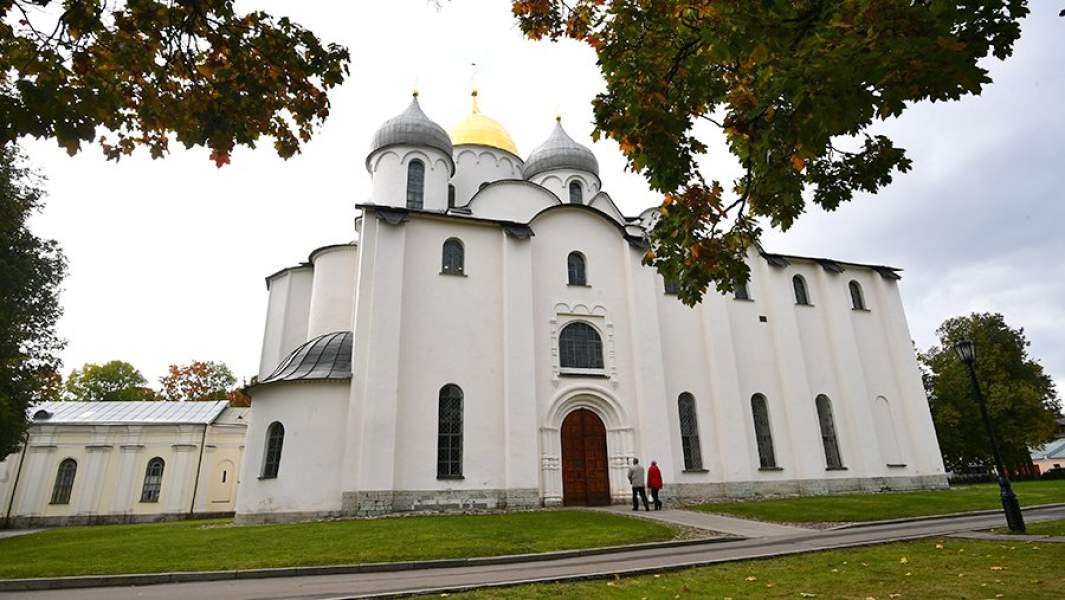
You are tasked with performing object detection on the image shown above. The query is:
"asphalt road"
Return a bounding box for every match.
[6,506,1064,600]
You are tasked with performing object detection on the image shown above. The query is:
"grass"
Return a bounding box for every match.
[454,537,1065,599]
[691,480,1065,524]
[0,510,677,579]
[993,518,1065,537]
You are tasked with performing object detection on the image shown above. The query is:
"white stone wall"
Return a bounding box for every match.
[368,145,451,211]
[259,266,313,379]
[307,245,358,340]
[452,146,523,207]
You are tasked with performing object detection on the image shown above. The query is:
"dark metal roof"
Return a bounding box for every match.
[367,96,454,173]
[259,331,353,386]
[523,120,599,180]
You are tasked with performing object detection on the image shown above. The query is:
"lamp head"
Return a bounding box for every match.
[955,338,976,365]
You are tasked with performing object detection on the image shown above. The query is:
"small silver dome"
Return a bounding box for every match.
[523,119,599,180]
[260,331,352,385]
[367,95,453,170]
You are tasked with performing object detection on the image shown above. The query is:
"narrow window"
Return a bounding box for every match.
[559,322,604,369]
[567,251,587,286]
[816,394,844,469]
[262,422,285,479]
[140,457,165,503]
[793,275,810,305]
[751,395,777,469]
[734,280,751,301]
[447,184,456,208]
[849,280,866,310]
[222,470,227,483]
[678,393,703,470]
[568,181,583,204]
[664,277,679,295]
[50,458,77,504]
[406,159,425,209]
[442,238,465,275]
[437,384,464,478]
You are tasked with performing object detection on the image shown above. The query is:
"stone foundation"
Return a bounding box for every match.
[664,474,949,505]
[341,487,540,516]
[5,511,234,529]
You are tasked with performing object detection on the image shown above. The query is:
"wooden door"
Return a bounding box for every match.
[561,409,611,506]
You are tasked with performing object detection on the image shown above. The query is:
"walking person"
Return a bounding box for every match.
[647,460,663,510]
[627,458,650,511]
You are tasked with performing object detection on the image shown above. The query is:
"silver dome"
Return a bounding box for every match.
[367,95,453,170]
[260,331,352,385]
[523,120,599,180]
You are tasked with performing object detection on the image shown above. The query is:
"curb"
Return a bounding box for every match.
[0,535,739,592]
[827,502,1065,530]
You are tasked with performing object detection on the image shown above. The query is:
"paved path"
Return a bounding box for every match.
[0,530,38,541]
[7,505,1063,600]
[593,504,812,537]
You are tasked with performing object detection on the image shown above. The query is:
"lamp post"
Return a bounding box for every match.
[954,338,1026,533]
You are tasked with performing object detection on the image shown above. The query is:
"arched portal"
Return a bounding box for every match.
[560,408,611,506]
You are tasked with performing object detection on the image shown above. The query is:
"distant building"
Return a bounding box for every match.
[1032,417,1065,474]
[1,401,247,528]
[234,91,948,524]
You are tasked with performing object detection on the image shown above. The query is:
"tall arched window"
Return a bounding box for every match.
[815,395,844,469]
[559,322,604,369]
[140,457,165,503]
[437,384,464,478]
[751,395,777,469]
[262,422,285,479]
[849,280,866,310]
[406,159,425,209]
[442,238,465,275]
[50,458,77,504]
[567,251,587,286]
[569,181,583,204]
[793,275,810,305]
[447,184,456,208]
[663,277,679,295]
[734,280,751,301]
[678,393,703,470]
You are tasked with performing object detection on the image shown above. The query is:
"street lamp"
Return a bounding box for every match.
[954,337,1026,533]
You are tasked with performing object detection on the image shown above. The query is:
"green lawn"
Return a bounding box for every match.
[0,510,677,579]
[993,518,1065,537]
[691,480,1065,524]
[455,538,1065,599]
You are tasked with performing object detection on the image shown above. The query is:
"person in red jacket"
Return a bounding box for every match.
[647,460,663,510]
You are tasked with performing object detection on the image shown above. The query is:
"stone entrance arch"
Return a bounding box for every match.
[541,386,634,506]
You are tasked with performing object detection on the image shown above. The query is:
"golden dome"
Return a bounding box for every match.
[449,90,518,156]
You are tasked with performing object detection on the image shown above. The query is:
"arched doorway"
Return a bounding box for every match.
[561,408,611,506]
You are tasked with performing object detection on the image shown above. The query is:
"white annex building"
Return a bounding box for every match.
[236,92,948,523]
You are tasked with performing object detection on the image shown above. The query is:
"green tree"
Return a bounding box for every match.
[0,144,67,457]
[158,360,235,402]
[2,0,350,166]
[920,313,1060,472]
[65,360,158,402]
[514,0,1030,304]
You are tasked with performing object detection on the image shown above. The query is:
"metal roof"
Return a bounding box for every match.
[258,331,353,386]
[367,95,454,173]
[1032,438,1065,460]
[28,400,229,425]
[523,120,599,180]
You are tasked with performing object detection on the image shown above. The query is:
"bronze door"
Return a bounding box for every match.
[561,409,611,506]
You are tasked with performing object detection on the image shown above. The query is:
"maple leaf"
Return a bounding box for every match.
[210,149,231,168]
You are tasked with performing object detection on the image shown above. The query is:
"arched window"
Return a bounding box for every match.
[437,384,464,478]
[874,396,904,466]
[678,393,703,470]
[569,181,583,204]
[567,251,587,286]
[50,458,77,504]
[815,395,844,469]
[442,238,464,275]
[849,280,866,310]
[140,457,165,503]
[663,277,679,296]
[793,275,810,305]
[447,184,456,208]
[406,159,425,209]
[559,322,604,369]
[734,280,751,301]
[262,422,284,479]
[751,395,777,469]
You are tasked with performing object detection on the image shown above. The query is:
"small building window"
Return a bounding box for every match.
[559,322,604,369]
[262,421,285,479]
[222,470,227,483]
[751,394,777,469]
[849,280,866,310]
[567,251,587,286]
[793,275,810,305]
[678,393,703,470]
[50,458,77,505]
[406,159,425,209]
[442,238,465,275]
[437,384,464,479]
[664,277,679,295]
[734,280,751,301]
[140,457,165,503]
[447,184,456,208]
[569,181,583,204]
[816,394,844,469]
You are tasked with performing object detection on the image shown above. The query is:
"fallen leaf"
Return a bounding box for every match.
[935,543,944,549]
[800,594,817,598]
[745,576,757,582]
[990,566,1006,571]
[899,557,909,564]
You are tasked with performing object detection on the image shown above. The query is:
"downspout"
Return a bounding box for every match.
[4,441,29,529]
[188,423,209,517]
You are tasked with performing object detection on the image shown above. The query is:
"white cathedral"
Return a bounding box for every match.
[234,92,948,523]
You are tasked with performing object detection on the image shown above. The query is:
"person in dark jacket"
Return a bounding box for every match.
[647,460,663,510]
[626,458,650,511]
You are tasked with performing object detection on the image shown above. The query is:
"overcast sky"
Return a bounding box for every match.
[23,1,1064,393]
